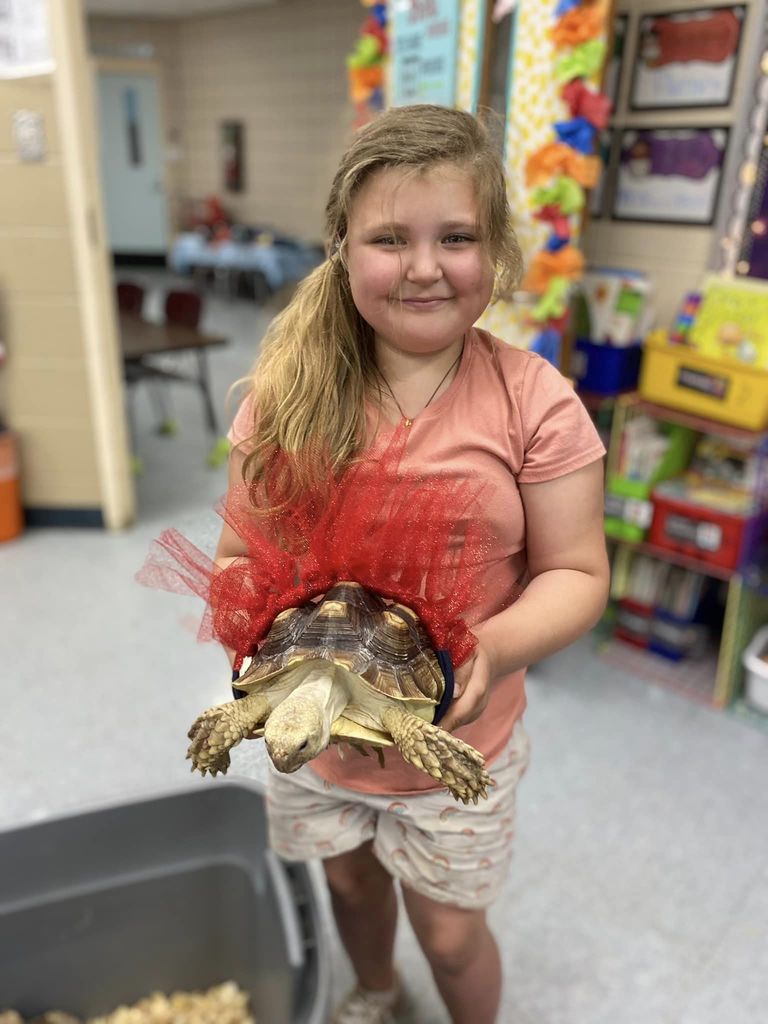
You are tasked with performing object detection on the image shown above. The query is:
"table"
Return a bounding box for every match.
[120,314,227,438]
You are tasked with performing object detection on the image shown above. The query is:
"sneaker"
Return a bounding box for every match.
[331,981,407,1024]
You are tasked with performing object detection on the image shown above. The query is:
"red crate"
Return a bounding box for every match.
[649,490,753,571]
[615,597,653,649]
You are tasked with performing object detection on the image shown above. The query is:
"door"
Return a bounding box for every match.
[96,70,168,255]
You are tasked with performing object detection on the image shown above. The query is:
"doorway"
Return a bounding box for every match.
[97,69,169,257]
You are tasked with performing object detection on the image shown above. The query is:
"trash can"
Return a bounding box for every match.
[0,429,23,543]
[0,780,331,1023]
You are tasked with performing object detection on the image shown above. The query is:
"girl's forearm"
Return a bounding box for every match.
[474,568,610,678]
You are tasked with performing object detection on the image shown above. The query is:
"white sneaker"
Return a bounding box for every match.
[331,982,406,1024]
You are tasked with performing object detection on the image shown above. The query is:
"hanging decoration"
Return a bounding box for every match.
[518,0,612,366]
[346,1,388,129]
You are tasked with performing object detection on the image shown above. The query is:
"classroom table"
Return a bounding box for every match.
[120,313,227,438]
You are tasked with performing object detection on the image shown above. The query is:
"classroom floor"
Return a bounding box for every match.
[3,274,768,1024]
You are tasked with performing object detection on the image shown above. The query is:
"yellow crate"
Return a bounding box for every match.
[639,331,768,431]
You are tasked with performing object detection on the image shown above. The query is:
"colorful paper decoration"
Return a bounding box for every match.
[520,0,613,366]
[346,1,388,127]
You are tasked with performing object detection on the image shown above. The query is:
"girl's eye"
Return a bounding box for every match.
[443,234,474,245]
[373,236,404,247]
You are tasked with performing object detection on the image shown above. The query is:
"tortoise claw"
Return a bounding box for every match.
[382,708,493,802]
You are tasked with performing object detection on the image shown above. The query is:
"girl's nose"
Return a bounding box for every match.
[405,244,443,284]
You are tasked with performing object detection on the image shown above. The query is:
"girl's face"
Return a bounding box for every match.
[345,164,495,357]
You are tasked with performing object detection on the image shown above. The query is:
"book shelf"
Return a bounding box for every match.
[597,393,768,711]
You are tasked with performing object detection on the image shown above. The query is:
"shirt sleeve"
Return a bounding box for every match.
[227,392,257,451]
[516,353,606,484]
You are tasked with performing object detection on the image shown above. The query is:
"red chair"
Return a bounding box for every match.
[116,281,145,315]
[163,289,219,436]
[164,290,203,330]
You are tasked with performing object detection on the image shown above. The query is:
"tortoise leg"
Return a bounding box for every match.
[187,693,271,777]
[381,707,493,804]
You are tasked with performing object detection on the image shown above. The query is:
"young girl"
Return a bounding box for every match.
[220,105,609,1024]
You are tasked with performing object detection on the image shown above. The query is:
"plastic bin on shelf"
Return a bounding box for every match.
[649,480,768,572]
[648,609,708,662]
[572,339,643,396]
[742,625,768,713]
[639,331,768,431]
[614,597,653,648]
[604,422,697,544]
[0,780,330,1023]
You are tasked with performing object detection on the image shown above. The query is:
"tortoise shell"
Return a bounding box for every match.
[240,581,444,703]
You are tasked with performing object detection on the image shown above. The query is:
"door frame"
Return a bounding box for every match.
[48,1,135,528]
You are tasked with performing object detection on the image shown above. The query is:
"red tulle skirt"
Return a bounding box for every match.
[137,425,493,670]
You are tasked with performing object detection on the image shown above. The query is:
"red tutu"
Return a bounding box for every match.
[137,425,492,670]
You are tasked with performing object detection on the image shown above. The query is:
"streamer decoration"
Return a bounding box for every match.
[522,0,612,364]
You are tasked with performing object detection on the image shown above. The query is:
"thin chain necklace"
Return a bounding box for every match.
[375,341,464,428]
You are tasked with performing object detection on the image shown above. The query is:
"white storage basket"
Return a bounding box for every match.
[742,625,768,714]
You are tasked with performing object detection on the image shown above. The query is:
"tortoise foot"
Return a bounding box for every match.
[186,693,270,776]
[381,708,493,803]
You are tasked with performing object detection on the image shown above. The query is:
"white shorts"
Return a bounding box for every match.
[266,721,530,910]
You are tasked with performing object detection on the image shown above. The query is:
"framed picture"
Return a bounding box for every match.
[604,14,628,111]
[589,129,616,220]
[612,127,729,225]
[630,6,745,110]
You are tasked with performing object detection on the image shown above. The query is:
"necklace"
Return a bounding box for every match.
[376,342,464,428]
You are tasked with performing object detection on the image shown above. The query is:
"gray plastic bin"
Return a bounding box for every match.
[0,779,330,1023]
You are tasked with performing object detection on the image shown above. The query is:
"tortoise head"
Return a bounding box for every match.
[264,697,330,773]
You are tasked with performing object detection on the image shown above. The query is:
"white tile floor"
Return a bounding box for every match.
[3,274,768,1023]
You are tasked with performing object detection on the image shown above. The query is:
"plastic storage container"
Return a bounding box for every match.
[615,597,654,649]
[0,780,330,1023]
[639,331,768,431]
[604,422,697,544]
[649,609,708,662]
[572,339,643,395]
[742,624,768,713]
[649,482,768,572]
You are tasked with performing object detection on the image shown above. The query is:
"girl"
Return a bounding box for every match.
[220,106,609,1024]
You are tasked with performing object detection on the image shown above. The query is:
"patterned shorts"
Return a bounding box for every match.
[266,721,530,910]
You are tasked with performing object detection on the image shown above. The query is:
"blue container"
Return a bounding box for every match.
[572,339,643,395]
[649,609,708,662]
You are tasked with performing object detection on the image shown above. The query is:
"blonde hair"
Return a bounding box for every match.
[241,104,522,510]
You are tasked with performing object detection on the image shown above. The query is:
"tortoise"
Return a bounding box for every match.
[187,581,493,803]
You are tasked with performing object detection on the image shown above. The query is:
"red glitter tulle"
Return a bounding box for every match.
[136,425,491,670]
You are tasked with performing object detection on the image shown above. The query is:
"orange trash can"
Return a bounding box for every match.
[0,430,23,542]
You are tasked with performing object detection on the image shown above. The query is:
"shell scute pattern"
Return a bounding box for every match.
[241,581,444,703]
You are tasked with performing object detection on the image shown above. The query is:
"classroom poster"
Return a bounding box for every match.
[391,0,461,107]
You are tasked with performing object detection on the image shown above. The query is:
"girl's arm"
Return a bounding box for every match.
[214,447,249,669]
[440,459,609,731]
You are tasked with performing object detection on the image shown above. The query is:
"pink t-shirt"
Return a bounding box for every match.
[227,327,605,795]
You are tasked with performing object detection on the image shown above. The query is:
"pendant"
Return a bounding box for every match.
[403,418,413,428]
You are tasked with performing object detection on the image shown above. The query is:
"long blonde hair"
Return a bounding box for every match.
[241,104,522,510]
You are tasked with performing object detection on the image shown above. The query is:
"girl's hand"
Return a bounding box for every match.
[439,640,495,732]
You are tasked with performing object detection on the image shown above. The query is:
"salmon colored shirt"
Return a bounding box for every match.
[228,327,605,795]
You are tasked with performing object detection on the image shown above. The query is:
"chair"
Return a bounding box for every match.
[163,289,219,438]
[164,289,203,330]
[116,281,145,315]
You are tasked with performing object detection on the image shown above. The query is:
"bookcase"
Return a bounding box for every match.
[597,393,768,713]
